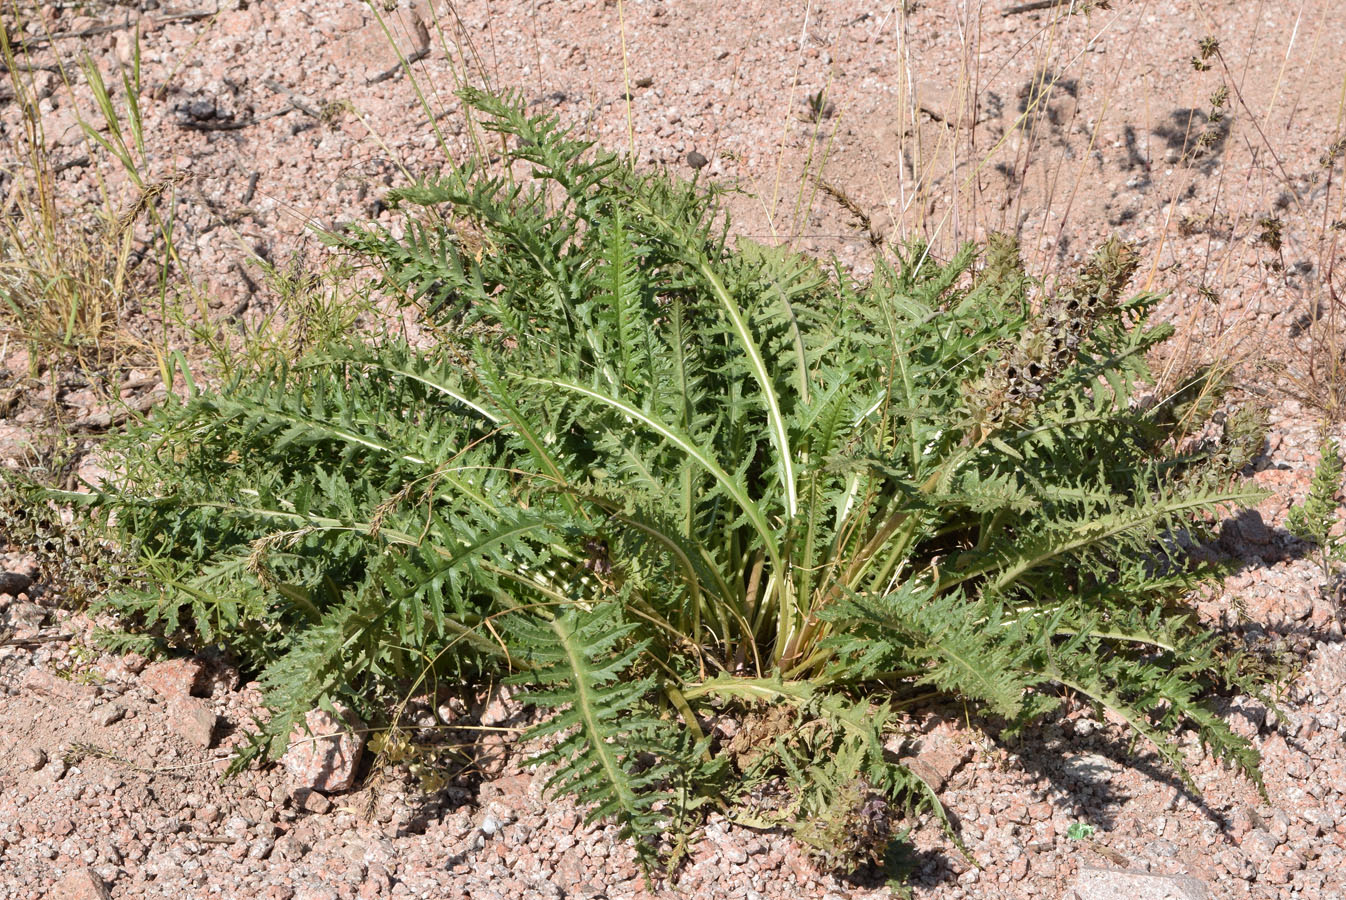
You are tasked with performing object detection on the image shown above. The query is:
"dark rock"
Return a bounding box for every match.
[0,571,33,595]
[1237,510,1271,544]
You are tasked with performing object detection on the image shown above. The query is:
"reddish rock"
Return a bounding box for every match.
[167,696,218,748]
[99,652,148,683]
[1227,805,1261,839]
[21,667,95,702]
[333,9,431,83]
[141,658,206,699]
[282,707,367,793]
[292,787,333,815]
[474,684,520,728]
[1226,697,1266,739]
[1262,850,1305,884]
[1241,827,1280,862]
[52,867,112,900]
[894,718,974,791]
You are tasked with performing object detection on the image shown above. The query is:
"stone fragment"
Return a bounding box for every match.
[167,695,218,748]
[1236,510,1271,545]
[291,787,332,815]
[1241,827,1280,862]
[0,571,33,595]
[141,658,206,699]
[21,746,48,771]
[895,719,974,791]
[475,684,520,727]
[22,667,95,702]
[295,883,340,900]
[95,704,126,727]
[281,706,366,793]
[1060,752,1122,782]
[334,9,431,83]
[248,835,275,860]
[2,601,44,633]
[52,866,112,900]
[1066,867,1207,900]
[1227,696,1266,739]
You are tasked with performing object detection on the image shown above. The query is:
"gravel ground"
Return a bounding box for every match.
[3,0,1346,898]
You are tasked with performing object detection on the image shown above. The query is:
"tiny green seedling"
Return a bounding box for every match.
[1066,822,1096,841]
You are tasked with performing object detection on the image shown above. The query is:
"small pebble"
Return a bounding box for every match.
[22,747,48,771]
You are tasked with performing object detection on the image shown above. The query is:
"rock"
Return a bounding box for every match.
[291,787,332,815]
[687,150,709,169]
[0,424,36,462]
[1066,867,1208,900]
[1227,696,1266,739]
[893,718,974,791]
[281,706,366,793]
[22,667,95,702]
[3,601,46,634]
[475,684,519,727]
[248,835,276,860]
[1241,827,1280,862]
[94,704,126,727]
[53,867,112,900]
[335,9,431,83]
[1061,752,1122,783]
[41,756,68,784]
[141,658,206,699]
[21,746,48,771]
[0,571,33,595]
[295,885,340,900]
[166,695,218,748]
[1235,510,1271,545]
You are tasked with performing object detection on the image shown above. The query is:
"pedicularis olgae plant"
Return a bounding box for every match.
[93,90,1270,870]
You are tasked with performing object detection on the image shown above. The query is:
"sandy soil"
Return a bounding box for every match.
[3,1,1346,898]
